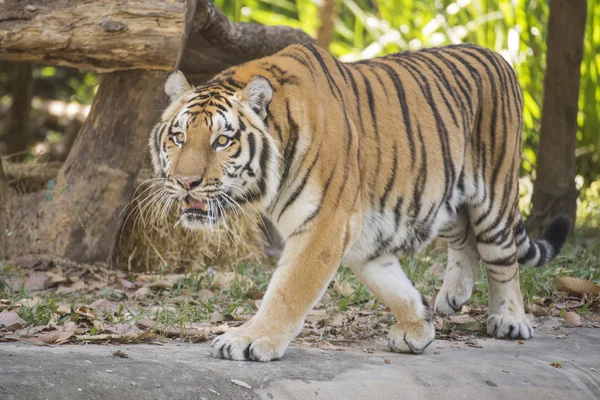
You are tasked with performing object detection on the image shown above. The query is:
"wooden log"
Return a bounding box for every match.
[2,70,167,263]
[179,0,314,83]
[0,0,191,72]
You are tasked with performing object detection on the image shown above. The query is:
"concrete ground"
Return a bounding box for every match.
[1,318,599,400]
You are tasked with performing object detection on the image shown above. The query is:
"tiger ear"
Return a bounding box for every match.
[165,70,193,102]
[238,75,273,119]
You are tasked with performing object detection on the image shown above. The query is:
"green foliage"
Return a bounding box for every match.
[220,0,600,185]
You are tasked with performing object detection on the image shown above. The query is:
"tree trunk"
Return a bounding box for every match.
[316,0,336,50]
[0,0,189,72]
[527,0,586,234]
[2,70,167,263]
[0,156,9,249]
[3,63,34,158]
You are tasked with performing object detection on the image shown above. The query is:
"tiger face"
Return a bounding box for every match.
[149,71,280,230]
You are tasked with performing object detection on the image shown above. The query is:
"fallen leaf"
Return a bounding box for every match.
[210,311,223,323]
[554,277,600,296]
[563,311,582,326]
[56,280,86,294]
[551,361,562,368]
[231,379,252,390]
[434,316,445,330]
[334,282,355,297]
[0,311,25,331]
[529,304,548,317]
[37,331,73,344]
[197,289,214,302]
[46,268,67,286]
[75,305,96,320]
[24,272,50,291]
[210,323,229,334]
[56,305,72,315]
[116,278,134,289]
[91,299,119,313]
[60,321,78,332]
[133,287,150,299]
[384,359,391,364]
[145,274,185,289]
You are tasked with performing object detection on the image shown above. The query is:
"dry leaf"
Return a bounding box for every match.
[145,274,185,289]
[60,321,78,332]
[210,311,224,323]
[197,289,214,302]
[529,304,548,317]
[75,305,96,319]
[56,305,72,315]
[24,272,50,291]
[231,379,252,390]
[116,278,134,289]
[554,277,600,296]
[91,299,119,313]
[56,280,86,295]
[37,331,73,345]
[563,311,582,326]
[0,311,25,331]
[334,282,355,297]
[210,323,229,334]
[133,287,150,299]
[46,268,67,286]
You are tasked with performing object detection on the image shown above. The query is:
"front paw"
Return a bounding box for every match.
[211,328,288,362]
[487,313,533,340]
[388,318,435,354]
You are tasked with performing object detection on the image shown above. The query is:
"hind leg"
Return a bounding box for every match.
[471,214,533,339]
[435,208,480,315]
[348,254,435,354]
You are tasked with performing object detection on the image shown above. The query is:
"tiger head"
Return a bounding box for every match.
[149,70,281,230]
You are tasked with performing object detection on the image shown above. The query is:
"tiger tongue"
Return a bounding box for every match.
[187,197,208,211]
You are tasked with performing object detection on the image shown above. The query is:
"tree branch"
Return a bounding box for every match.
[180,0,314,83]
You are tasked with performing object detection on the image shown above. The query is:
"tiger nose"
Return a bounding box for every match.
[174,176,202,190]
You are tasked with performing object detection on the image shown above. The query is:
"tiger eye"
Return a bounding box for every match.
[217,135,229,146]
[176,132,185,144]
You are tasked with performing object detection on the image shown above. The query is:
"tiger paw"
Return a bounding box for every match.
[211,328,288,362]
[434,287,471,316]
[388,319,435,354]
[487,313,534,340]
[434,269,474,316]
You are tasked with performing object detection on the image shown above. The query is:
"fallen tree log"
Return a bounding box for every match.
[0,0,190,72]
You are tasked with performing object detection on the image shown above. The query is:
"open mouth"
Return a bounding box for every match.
[180,195,223,223]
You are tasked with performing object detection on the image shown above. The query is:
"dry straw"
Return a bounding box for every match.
[4,162,266,272]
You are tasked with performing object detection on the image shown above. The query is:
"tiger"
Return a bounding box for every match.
[148,42,570,361]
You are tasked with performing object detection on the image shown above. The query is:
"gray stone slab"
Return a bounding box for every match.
[0,319,598,400]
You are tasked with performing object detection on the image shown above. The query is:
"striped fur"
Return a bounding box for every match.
[148,43,569,361]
